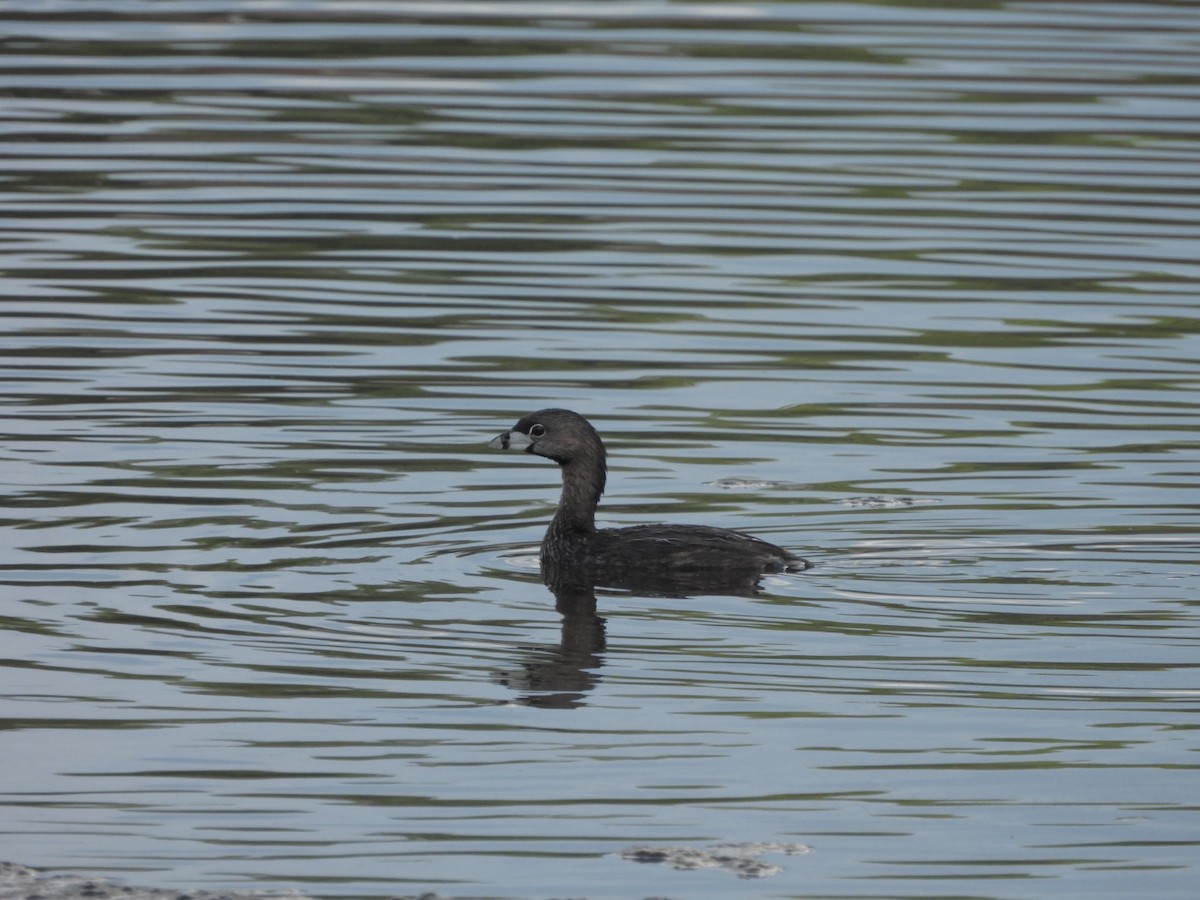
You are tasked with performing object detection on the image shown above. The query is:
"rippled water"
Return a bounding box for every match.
[2,2,1199,898]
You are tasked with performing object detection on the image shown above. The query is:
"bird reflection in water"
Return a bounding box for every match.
[499,558,786,709]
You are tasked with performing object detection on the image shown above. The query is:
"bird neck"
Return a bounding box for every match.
[549,446,606,538]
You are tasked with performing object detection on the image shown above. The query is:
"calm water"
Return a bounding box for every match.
[2,2,1199,898]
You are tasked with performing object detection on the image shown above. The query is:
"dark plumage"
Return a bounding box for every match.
[489,408,808,592]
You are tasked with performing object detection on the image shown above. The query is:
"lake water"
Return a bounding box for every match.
[2,2,1198,899]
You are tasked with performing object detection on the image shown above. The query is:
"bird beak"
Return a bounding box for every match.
[488,429,533,451]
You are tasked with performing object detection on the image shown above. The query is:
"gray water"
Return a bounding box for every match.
[2,2,1199,899]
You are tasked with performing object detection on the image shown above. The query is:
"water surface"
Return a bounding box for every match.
[2,2,1198,899]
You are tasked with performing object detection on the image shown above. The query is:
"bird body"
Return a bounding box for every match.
[490,408,807,593]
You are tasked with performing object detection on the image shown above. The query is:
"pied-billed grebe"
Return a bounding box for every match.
[489,409,809,584]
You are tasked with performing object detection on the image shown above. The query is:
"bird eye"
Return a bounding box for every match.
[529,424,546,437]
